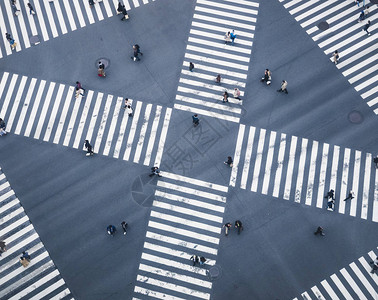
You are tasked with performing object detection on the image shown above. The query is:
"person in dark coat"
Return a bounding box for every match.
[121,6,129,20]
[0,118,7,136]
[121,221,128,235]
[84,140,94,156]
[149,167,162,177]
[235,220,243,234]
[107,225,116,236]
[192,114,199,126]
[224,156,233,167]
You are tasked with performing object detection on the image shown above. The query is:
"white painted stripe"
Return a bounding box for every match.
[189,30,252,47]
[300,292,312,300]
[361,153,371,220]
[174,103,240,123]
[136,275,210,299]
[113,109,130,159]
[272,133,286,198]
[295,0,336,22]
[0,181,10,191]
[305,141,318,206]
[339,34,378,62]
[132,0,140,8]
[84,92,104,147]
[12,2,30,48]
[157,181,226,202]
[350,262,376,298]
[177,86,242,105]
[94,0,105,20]
[310,286,325,300]
[341,53,378,76]
[124,0,131,10]
[349,151,361,217]
[289,0,318,15]
[229,124,245,187]
[316,144,329,208]
[197,0,258,14]
[151,204,222,227]
[62,0,77,31]
[294,138,308,203]
[0,214,29,238]
[154,108,172,167]
[33,0,49,41]
[284,0,301,9]
[330,273,353,299]
[72,0,87,27]
[139,263,212,289]
[63,93,82,146]
[14,78,37,135]
[195,6,256,23]
[283,136,297,200]
[0,189,14,203]
[181,69,246,87]
[146,231,217,255]
[8,269,60,300]
[0,73,10,105]
[183,59,247,79]
[144,106,162,166]
[34,82,56,139]
[361,85,378,100]
[369,97,378,108]
[53,0,68,34]
[0,8,10,55]
[141,253,208,276]
[193,13,255,31]
[191,21,254,39]
[103,96,123,156]
[1,207,25,224]
[7,76,27,131]
[24,80,46,137]
[1,242,43,272]
[123,101,142,160]
[94,94,113,153]
[251,129,266,192]
[160,172,228,192]
[1,232,38,260]
[3,224,34,246]
[53,86,75,144]
[262,131,276,195]
[361,253,378,285]
[338,148,350,214]
[354,74,378,92]
[73,90,94,148]
[102,0,113,17]
[240,126,256,189]
[339,268,367,300]
[321,279,339,300]
[155,191,225,214]
[329,146,340,193]
[224,0,259,7]
[43,0,59,37]
[373,168,378,222]
[185,52,248,71]
[134,103,152,163]
[338,44,378,70]
[0,198,19,215]
[148,220,219,245]
[29,278,65,300]
[179,78,245,97]
[134,286,186,300]
[150,210,221,233]
[83,0,95,24]
[0,74,18,119]
[49,288,70,300]
[4,1,22,51]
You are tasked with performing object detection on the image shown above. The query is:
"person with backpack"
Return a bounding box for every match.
[190,255,199,266]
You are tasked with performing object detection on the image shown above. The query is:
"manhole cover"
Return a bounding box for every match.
[131,175,157,207]
[208,265,222,281]
[96,57,110,69]
[29,35,40,45]
[318,21,329,31]
[348,110,363,124]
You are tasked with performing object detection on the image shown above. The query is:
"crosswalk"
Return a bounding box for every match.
[132,171,228,299]
[0,167,74,299]
[174,0,260,123]
[0,71,171,167]
[279,0,378,114]
[293,248,378,300]
[229,124,378,222]
[0,0,155,57]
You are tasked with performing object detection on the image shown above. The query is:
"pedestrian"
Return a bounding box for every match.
[327,199,335,211]
[123,98,129,109]
[373,155,378,168]
[0,240,7,255]
[75,81,85,94]
[314,226,325,236]
[364,5,369,16]
[358,10,365,22]
[9,38,17,51]
[131,46,140,61]
[89,0,95,7]
[224,156,233,167]
[117,2,123,14]
[190,255,199,266]
[199,256,206,265]
[233,88,241,100]
[192,114,199,126]
[363,20,371,36]
[370,257,378,274]
[11,0,20,16]
[222,222,232,236]
[121,221,128,235]
[189,62,194,72]
[5,33,11,41]
[127,105,133,117]
[261,69,272,85]
[135,44,143,56]
[222,91,229,103]
[27,3,35,15]
[332,50,339,64]
[98,61,105,77]
[20,251,31,267]
[215,74,221,84]
[325,189,335,200]
[235,220,243,234]
[230,30,236,45]
[277,80,288,94]
[343,190,355,201]
[84,140,94,156]
[224,31,231,44]
[149,166,162,177]
[107,225,116,236]
[0,118,7,136]
[121,5,129,21]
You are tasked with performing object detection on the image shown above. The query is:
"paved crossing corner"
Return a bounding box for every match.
[133,171,228,299]
[0,167,74,299]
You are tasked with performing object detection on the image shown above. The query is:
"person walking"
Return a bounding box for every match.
[117,2,123,14]
[131,45,140,61]
[149,166,162,177]
[75,81,85,94]
[325,189,335,200]
[224,156,233,167]
[230,30,236,45]
[27,3,35,15]
[373,155,378,168]
[199,256,206,265]
[222,91,229,103]
[84,140,94,156]
[11,0,20,16]
[0,118,7,136]
[233,88,241,100]
[121,5,129,20]
[127,105,133,117]
[0,240,7,255]
[235,220,243,234]
[121,221,128,235]
[98,61,105,77]
[358,10,365,22]
[364,5,370,17]
[189,62,194,72]
[20,251,31,267]
[370,257,378,274]
[224,31,231,44]
[363,20,371,36]
[107,225,116,236]
[261,69,272,85]
[215,74,221,84]
[222,222,232,236]
[333,50,339,64]
[89,0,95,7]
[190,255,199,266]
[123,98,130,109]
[192,114,199,127]
[314,226,325,236]
[327,199,335,211]
[6,33,17,50]
[344,190,355,201]
[277,80,288,94]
